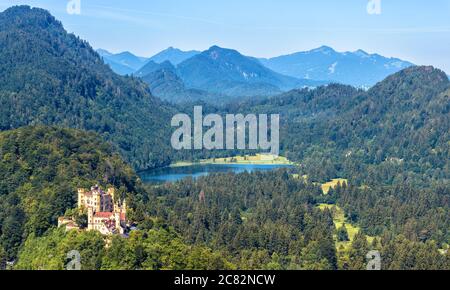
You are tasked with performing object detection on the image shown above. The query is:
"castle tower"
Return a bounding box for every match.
[114,199,119,214]
[87,207,94,231]
[93,190,101,212]
[114,212,121,233]
[107,188,115,203]
[77,188,85,209]
[122,199,127,215]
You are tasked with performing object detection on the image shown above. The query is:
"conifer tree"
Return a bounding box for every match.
[337,224,350,242]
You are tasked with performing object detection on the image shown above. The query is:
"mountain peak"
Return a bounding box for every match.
[150,47,200,65]
[1,5,62,30]
[3,5,45,15]
[310,45,336,54]
[208,45,224,50]
[97,49,112,57]
[116,51,139,58]
[163,46,179,53]
[135,59,176,77]
[353,49,370,57]
[204,45,242,60]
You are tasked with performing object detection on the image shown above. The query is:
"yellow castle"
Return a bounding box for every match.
[58,185,127,235]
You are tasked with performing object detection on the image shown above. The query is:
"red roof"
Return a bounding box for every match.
[120,213,126,221]
[94,212,113,218]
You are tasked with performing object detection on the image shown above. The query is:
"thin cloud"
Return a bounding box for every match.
[87,4,238,28]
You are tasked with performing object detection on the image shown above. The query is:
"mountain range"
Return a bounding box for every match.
[259,45,414,88]
[101,46,326,100]
[98,45,414,102]
[97,47,200,76]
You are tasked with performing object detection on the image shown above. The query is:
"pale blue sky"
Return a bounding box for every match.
[1,0,450,72]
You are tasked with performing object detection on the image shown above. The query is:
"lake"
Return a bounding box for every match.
[139,163,294,184]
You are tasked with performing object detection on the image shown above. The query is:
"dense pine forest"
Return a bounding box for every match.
[140,172,449,270]
[0,6,448,270]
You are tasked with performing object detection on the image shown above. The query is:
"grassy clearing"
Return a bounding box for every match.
[170,161,197,168]
[171,154,294,167]
[318,204,374,252]
[321,178,348,194]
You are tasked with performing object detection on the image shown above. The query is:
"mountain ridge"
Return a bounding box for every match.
[98,44,416,99]
[134,60,176,77]
[97,49,148,75]
[259,45,414,87]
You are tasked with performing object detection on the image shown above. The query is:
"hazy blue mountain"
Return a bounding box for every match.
[135,60,225,103]
[141,68,224,103]
[177,45,324,97]
[259,46,414,88]
[134,58,246,103]
[97,49,148,75]
[134,60,176,77]
[149,47,200,65]
[96,48,112,57]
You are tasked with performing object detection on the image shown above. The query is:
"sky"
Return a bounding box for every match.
[1,0,450,73]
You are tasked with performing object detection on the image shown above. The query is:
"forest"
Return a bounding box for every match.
[138,171,449,270]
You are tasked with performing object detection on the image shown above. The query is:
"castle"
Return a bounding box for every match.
[58,185,127,235]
